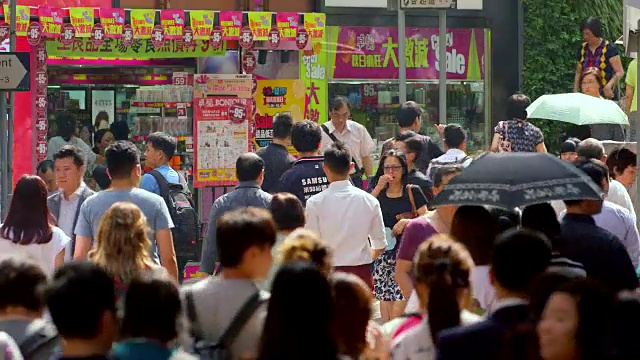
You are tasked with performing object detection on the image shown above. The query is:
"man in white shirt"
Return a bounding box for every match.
[306,141,387,287]
[426,123,473,181]
[48,145,95,261]
[320,96,375,189]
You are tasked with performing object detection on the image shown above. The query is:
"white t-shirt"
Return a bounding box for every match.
[0,226,70,275]
[471,266,497,312]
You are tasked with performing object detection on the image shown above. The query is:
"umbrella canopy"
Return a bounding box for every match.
[431,152,604,209]
[526,93,628,126]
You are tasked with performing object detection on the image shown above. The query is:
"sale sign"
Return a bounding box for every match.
[254,79,306,149]
[99,8,125,38]
[3,5,29,36]
[69,7,93,38]
[130,9,155,39]
[304,13,326,42]
[189,10,214,40]
[38,7,63,38]
[160,9,184,40]
[248,12,271,41]
[276,12,298,41]
[218,11,242,40]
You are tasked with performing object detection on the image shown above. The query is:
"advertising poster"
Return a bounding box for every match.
[254,79,306,150]
[326,26,484,80]
[91,90,115,129]
[300,27,328,124]
[193,73,253,98]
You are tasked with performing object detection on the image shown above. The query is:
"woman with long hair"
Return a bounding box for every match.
[88,202,158,297]
[257,261,338,360]
[92,129,115,156]
[580,67,625,141]
[0,175,69,274]
[370,150,428,321]
[391,234,480,359]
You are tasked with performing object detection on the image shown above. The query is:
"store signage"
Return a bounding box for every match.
[276,12,298,41]
[209,27,223,49]
[182,27,194,47]
[248,12,271,41]
[100,8,125,38]
[91,23,105,47]
[254,80,306,149]
[242,51,256,74]
[218,11,242,40]
[160,10,184,40]
[327,26,484,80]
[130,9,155,39]
[2,5,29,36]
[0,52,30,91]
[69,7,93,38]
[229,103,248,123]
[38,7,62,38]
[239,27,254,49]
[121,25,134,47]
[27,22,42,46]
[0,23,8,42]
[60,24,76,46]
[296,28,309,50]
[304,13,326,41]
[189,10,214,40]
[46,37,227,59]
[172,71,189,86]
[268,28,280,49]
[151,25,165,48]
[193,74,254,98]
[400,0,457,8]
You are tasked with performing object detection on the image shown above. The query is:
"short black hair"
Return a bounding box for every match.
[491,228,551,294]
[216,207,277,268]
[506,93,530,120]
[56,113,77,141]
[607,148,636,177]
[270,193,306,232]
[93,129,110,146]
[291,120,322,153]
[443,124,466,149]
[581,16,603,38]
[577,138,605,160]
[560,140,578,154]
[273,114,294,140]
[236,153,265,182]
[46,261,116,339]
[109,120,130,141]
[0,256,47,313]
[564,158,608,206]
[105,141,140,180]
[323,141,351,176]
[92,165,111,190]
[330,96,350,112]
[394,130,417,142]
[36,159,54,174]
[432,165,463,188]
[120,271,181,343]
[53,145,85,168]
[397,101,423,128]
[403,136,424,158]
[146,132,177,160]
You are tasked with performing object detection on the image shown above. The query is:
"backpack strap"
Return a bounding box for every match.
[19,324,59,358]
[184,290,203,344]
[218,291,267,349]
[149,170,177,217]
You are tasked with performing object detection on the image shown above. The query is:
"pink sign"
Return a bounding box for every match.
[99,8,125,38]
[160,9,184,40]
[38,7,63,38]
[276,12,298,41]
[330,26,485,80]
[218,11,242,40]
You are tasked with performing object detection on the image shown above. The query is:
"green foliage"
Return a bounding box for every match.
[522,0,623,153]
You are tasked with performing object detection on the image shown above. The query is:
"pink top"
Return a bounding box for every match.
[392,314,425,340]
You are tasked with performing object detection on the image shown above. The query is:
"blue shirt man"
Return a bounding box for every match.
[140,132,182,195]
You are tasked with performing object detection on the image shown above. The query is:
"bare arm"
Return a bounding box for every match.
[626,85,634,114]
[574,62,582,92]
[362,156,374,177]
[490,133,501,152]
[156,228,179,283]
[395,259,414,297]
[609,55,625,86]
[536,142,547,153]
[55,249,65,268]
[73,236,92,259]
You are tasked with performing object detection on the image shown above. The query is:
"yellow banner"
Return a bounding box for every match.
[130,9,155,39]
[69,8,94,38]
[189,10,214,40]
[248,12,271,41]
[3,5,29,36]
[304,13,326,41]
[254,80,306,150]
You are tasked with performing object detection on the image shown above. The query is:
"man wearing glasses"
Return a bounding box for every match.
[320,96,375,189]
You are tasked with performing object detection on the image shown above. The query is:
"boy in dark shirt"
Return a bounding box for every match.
[256,114,295,193]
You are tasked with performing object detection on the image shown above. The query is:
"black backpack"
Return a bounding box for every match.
[149,170,200,279]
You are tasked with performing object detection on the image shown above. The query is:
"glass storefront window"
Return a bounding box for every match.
[328,80,486,164]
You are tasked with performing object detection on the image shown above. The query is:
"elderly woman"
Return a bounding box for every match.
[580,67,625,141]
[574,17,624,100]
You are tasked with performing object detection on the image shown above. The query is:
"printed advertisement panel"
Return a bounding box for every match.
[254,80,306,150]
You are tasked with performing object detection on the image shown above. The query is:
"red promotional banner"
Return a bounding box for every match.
[99,8,124,38]
[38,7,63,38]
[218,11,242,40]
[276,12,298,41]
[160,9,184,40]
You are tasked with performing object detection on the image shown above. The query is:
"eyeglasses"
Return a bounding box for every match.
[332,111,350,120]
[383,166,403,172]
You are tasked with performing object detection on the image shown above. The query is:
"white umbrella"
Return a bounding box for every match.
[526,93,629,126]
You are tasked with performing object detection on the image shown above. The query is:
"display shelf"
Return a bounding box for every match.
[131,102,193,108]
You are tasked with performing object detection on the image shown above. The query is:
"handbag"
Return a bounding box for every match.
[395,184,420,221]
[497,121,512,153]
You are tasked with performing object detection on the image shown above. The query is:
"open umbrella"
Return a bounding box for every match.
[431,152,603,209]
[526,93,628,126]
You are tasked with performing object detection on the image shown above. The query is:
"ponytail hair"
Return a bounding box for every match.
[413,234,474,343]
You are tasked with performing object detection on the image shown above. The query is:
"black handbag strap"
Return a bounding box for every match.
[321,124,363,175]
[184,290,202,342]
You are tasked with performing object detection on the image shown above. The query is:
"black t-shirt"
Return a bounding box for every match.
[256,143,295,193]
[276,156,329,205]
[377,185,428,249]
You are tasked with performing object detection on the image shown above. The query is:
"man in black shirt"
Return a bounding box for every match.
[560,158,639,292]
[393,131,433,201]
[277,120,329,205]
[256,114,295,193]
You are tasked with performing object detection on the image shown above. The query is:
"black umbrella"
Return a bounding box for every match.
[431,152,604,209]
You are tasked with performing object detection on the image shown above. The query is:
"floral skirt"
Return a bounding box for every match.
[373,250,405,302]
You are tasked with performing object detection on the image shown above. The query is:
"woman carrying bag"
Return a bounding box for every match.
[370,150,428,322]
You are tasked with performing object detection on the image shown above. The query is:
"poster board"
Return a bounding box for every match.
[91,90,115,130]
[193,74,254,188]
[254,79,306,151]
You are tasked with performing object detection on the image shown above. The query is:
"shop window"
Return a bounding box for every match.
[328,81,486,162]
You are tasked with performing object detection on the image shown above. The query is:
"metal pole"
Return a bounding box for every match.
[439,10,447,125]
[635,24,640,229]
[397,0,407,103]
[8,0,16,185]
[483,28,491,149]
[0,94,7,220]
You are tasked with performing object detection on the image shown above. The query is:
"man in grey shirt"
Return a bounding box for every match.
[200,153,272,274]
[73,141,178,282]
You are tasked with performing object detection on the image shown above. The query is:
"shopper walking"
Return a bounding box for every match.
[256,114,295,193]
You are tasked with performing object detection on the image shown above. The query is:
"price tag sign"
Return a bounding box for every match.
[0,23,9,42]
[122,24,134,47]
[177,103,187,120]
[268,27,280,49]
[209,26,223,49]
[36,95,47,109]
[296,28,308,50]
[36,71,47,87]
[239,26,254,49]
[27,22,42,46]
[91,23,105,47]
[182,26,194,47]
[151,25,165,48]
[172,72,189,86]
[60,24,76,46]
[242,51,257,74]
[228,104,247,123]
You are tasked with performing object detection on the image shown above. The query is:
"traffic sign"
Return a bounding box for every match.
[401,0,457,9]
[0,52,30,92]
